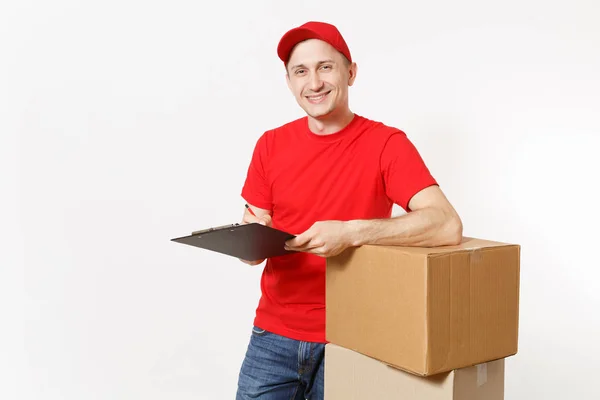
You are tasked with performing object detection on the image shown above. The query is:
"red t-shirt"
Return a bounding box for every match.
[241,114,437,343]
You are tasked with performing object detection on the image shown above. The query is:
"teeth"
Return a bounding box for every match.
[308,93,327,100]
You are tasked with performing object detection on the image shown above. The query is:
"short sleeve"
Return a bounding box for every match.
[241,133,273,210]
[380,132,438,211]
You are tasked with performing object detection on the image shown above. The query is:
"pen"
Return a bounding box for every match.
[245,203,257,217]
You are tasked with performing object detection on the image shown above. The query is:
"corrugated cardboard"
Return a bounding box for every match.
[326,237,520,376]
[324,343,505,400]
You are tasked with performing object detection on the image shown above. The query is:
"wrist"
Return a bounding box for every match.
[344,220,368,247]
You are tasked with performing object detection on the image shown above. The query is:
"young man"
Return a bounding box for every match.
[235,21,463,399]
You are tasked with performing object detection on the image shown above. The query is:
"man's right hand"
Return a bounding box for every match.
[239,204,272,266]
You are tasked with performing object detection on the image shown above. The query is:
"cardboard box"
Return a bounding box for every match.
[326,237,520,376]
[325,343,505,400]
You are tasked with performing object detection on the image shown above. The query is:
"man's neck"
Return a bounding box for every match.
[307,109,355,135]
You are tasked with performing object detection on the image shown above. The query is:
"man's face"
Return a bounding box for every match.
[286,39,357,120]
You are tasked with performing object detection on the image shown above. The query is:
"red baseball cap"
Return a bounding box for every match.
[277,21,352,64]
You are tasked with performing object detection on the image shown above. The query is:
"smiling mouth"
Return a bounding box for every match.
[305,91,331,104]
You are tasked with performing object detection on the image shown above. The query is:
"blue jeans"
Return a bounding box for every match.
[236,326,325,399]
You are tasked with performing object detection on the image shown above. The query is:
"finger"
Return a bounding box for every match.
[307,246,336,258]
[243,213,271,226]
[239,258,265,265]
[288,245,325,257]
[242,213,261,224]
[286,233,311,248]
[259,214,272,226]
[286,238,322,252]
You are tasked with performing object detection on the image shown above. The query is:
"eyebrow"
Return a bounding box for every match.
[289,59,337,70]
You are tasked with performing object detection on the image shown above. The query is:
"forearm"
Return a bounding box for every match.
[346,207,463,248]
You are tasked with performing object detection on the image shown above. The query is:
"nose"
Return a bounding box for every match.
[308,72,324,92]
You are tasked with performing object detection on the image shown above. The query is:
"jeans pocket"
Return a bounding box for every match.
[251,325,268,336]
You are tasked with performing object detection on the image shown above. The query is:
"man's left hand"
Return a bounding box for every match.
[284,221,354,258]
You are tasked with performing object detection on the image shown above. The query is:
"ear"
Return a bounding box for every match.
[348,62,358,86]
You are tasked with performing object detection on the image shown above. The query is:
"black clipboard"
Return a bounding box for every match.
[171,223,297,261]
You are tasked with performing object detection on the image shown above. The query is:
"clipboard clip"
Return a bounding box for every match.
[191,223,240,236]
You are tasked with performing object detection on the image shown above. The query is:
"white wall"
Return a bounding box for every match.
[3,1,599,399]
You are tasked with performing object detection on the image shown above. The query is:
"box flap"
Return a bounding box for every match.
[367,237,517,257]
[453,359,505,400]
[427,245,520,374]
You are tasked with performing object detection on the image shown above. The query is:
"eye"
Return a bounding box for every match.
[295,69,306,75]
[320,65,332,70]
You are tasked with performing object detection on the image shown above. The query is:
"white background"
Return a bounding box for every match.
[2,0,599,399]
